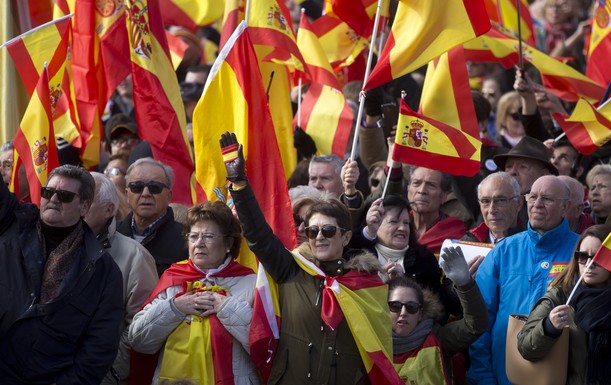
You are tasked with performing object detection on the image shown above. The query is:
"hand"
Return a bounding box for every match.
[467,255,485,279]
[549,304,570,330]
[440,246,471,286]
[383,260,404,280]
[365,197,385,237]
[364,87,384,117]
[174,291,228,318]
[219,131,246,182]
[534,88,566,115]
[294,125,317,159]
[514,68,535,97]
[341,159,359,196]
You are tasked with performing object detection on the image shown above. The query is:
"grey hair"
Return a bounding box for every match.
[0,140,13,153]
[47,165,95,204]
[126,157,174,189]
[289,185,323,205]
[308,154,344,178]
[557,175,584,204]
[586,164,611,189]
[477,171,521,198]
[90,172,119,217]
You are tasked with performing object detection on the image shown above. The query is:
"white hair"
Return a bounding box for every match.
[90,172,119,217]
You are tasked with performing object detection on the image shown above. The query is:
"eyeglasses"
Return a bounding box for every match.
[185,232,224,244]
[509,112,520,121]
[575,251,601,268]
[41,187,80,203]
[293,213,305,227]
[388,301,422,314]
[104,167,125,177]
[369,177,380,187]
[1,160,12,170]
[525,193,568,205]
[127,181,169,194]
[304,225,346,239]
[110,137,139,146]
[478,196,518,207]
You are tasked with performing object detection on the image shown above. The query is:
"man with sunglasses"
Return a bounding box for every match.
[0,164,123,385]
[468,175,579,385]
[117,158,187,276]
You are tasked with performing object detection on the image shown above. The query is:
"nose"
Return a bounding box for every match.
[141,186,153,196]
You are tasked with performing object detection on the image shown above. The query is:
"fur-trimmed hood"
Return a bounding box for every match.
[421,288,445,323]
[296,243,382,274]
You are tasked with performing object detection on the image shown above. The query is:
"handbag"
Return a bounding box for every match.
[505,313,569,385]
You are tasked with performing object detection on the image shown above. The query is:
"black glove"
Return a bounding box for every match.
[293,126,317,160]
[363,86,384,116]
[219,132,247,182]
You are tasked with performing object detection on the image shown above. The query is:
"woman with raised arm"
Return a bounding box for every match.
[219,132,402,385]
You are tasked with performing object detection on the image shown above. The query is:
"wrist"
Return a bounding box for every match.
[362,116,383,129]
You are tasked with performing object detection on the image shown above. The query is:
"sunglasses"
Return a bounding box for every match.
[41,187,80,203]
[369,177,380,187]
[104,167,125,177]
[304,225,346,239]
[509,112,520,121]
[575,251,601,268]
[388,300,421,314]
[293,213,305,227]
[127,181,169,194]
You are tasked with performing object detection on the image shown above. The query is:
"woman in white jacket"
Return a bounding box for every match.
[129,202,259,385]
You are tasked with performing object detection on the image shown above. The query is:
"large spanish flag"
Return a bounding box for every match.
[219,0,245,49]
[159,0,225,31]
[364,0,490,91]
[552,98,611,155]
[493,0,536,45]
[324,0,375,38]
[586,1,611,85]
[126,0,194,205]
[12,65,59,207]
[192,20,295,254]
[309,13,369,69]
[593,232,611,271]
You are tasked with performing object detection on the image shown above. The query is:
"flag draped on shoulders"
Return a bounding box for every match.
[586,0,611,85]
[364,0,491,90]
[552,98,611,155]
[12,66,59,206]
[126,0,194,205]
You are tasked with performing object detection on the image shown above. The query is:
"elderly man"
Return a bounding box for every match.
[408,166,466,254]
[464,172,524,244]
[558,175,593,233]
[85,172,158,385]
[117,157,187,276]
[0,139,13,185]
[468,175,579,385]
[308,154,346,198]
[586,164,611,225]
[0,165,123,384]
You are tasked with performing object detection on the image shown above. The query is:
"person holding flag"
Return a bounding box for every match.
[517,225,611,385]
[220,132,403,385]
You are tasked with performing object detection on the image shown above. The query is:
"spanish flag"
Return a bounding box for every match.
[309,13,369,69]
[126,0,195,205]
[586,1,611,85]
[159,0,225,31]
[552,98,611,155]
[165,29,189,70]
[12,65,59,207]
[364,0,491,91]
[219,0,246,50]
[593,232,611,272]
[492,0,536,45]
[324,0,375,38]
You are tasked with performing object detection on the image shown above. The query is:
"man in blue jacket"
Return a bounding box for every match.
[0,165,123,385]
[468,175,579,385]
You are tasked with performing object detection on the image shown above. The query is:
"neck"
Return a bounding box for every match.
[412,211,439,237]
[134,211,166,233]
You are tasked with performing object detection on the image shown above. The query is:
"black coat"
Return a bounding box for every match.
[0,183,123,385]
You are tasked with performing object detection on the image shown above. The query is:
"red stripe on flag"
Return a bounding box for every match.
[160,0,198,31]
[542,74,605,103]
[553,112,599,155]
[248,26,306,66]
[7,39,39,94]
[593,233,611,271]
[367,350,406,385]
[464,0,495,35]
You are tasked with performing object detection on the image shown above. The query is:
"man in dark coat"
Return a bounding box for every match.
[0,165,123,385]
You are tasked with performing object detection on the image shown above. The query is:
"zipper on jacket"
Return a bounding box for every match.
[315,280,324,307]
[307,342,313,378]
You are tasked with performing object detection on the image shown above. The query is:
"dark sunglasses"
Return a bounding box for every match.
[127,181,169,194]
[509,112,520,121]
[575,251,601,268]
[304,225,346,239]
[41,187,79,203]
[293,213,305,227]
[104,167,125,177]
[369,177,380,187]
[388,300,421,314]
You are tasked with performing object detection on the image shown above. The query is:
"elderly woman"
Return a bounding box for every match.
[517,225,611,385]
[129,202,258,385]
[389,247,488,384]
[220,132,402,385]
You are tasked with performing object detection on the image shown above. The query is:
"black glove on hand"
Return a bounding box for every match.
[219,131,247,182]
[294,126,317,160]
[363,86,384,117]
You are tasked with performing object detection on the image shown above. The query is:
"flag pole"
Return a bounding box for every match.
[566,258,594,306]
[297,77,302,128]
[245,0,250,26]
[516,0,524,69]
[349,0,385,161]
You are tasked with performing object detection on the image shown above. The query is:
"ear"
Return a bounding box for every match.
[80,201,92,218]
[342,230,352,247]
[103,203,116,221]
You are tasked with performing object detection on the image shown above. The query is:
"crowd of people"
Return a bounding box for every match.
[1,0,611,384]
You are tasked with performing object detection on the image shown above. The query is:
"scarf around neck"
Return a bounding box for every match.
[392,318,434,354]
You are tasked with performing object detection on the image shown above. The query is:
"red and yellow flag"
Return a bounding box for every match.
[165,29,189,69]
[219,0,246,49]
[310,13,369,69]
[492,0,535,45]
[324,0,375,38]
[586,1,611,85]
[552,98,611,155]
[159,0,225,31]
[463,24,520,68]
[364,0,491,91]
[593,232,611,271]
[12,65,59,207]
[27,0,54,28]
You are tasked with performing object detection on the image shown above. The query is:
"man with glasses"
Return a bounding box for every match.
[105,113,141,158]
[468,175,579,385]
[0,164,123,384]
[117,157,187,276]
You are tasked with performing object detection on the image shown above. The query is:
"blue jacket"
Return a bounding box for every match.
[467,219,579,385]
